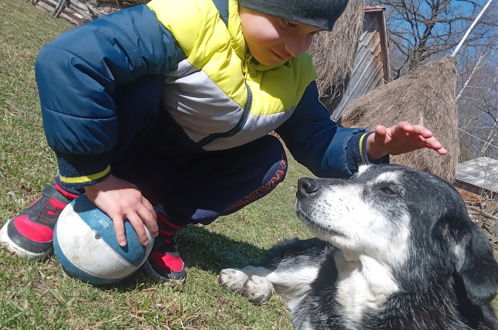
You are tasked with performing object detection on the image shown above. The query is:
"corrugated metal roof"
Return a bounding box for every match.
[455,157,498,196]
[332,7,390,120]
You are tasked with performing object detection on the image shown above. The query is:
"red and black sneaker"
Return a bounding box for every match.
[143,207,186,283]
[0,182,79,260]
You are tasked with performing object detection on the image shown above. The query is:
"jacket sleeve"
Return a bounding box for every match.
[35,5,185,188]
[276,82,388,178]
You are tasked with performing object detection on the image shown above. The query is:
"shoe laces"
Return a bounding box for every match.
[37,197,67,225]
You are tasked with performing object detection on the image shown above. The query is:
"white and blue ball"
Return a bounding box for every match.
[53,195,153,285]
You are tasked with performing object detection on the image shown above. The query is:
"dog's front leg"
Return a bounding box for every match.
[219,266,275,304]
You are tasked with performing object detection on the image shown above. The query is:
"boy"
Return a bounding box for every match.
[0,0,447,282]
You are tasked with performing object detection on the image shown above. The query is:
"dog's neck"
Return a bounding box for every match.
[333,249,400,328]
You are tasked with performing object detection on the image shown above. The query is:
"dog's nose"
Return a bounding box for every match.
[297,178,319,199]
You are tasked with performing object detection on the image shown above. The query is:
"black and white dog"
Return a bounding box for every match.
[219,164,498,329]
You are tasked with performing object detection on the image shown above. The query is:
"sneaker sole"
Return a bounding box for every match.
[0,219,52,260]
[143,260,186,283]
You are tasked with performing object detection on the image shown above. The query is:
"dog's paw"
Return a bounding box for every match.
[242,275,274,305]
[219,268,249,293]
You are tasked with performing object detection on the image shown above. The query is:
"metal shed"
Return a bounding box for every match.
[332,6,391,121]
[455,157,498,200]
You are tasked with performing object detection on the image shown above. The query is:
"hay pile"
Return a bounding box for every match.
[308,0,364,111]
[340,57,460,182]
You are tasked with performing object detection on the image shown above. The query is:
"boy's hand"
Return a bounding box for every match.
[366,121,448,160]
[84,175,159,247]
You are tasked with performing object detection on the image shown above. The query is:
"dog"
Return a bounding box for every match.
[219,164,498,329]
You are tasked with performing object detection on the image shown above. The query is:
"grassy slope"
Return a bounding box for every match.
[0,1,496,328]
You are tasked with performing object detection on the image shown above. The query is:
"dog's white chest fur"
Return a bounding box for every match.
[334,251,399,328]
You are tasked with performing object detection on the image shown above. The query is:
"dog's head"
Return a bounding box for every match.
[295,164,498,305]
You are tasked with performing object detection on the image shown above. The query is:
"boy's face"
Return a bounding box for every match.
[239,7,322,66]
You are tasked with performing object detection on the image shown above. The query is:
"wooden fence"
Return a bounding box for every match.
[27,0,145,25]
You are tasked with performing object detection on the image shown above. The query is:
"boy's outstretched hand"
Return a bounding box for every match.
[366,121,448,160]
[84,175,159,247]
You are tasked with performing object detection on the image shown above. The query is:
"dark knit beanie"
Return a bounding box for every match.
[238,0,349,31]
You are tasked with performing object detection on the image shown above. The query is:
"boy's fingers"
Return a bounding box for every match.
[141,196,156,219]
[373,122,447,155]
[438,148,448,155]
[137,202,159,238]
[375,125,387,135]
[425,137,448,155]
[412,124,433,138]
[389,121,412,135]
[126,212,149,246]
[425,136,439,147]
[374,125,387,144]
[398,121,413,132]
[112,217,127,247]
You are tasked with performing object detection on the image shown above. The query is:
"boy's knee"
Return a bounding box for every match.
[245,136,288,199]
[260,135,288,186]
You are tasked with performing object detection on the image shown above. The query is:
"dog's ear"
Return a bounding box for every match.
[442,213,498,305]
[455,226,498,305]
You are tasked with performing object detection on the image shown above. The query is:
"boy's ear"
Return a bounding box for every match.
[444,214,498,305]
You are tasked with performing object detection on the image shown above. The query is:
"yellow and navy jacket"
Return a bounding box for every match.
[35,0,383,188]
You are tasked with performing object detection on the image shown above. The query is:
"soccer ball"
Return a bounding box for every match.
[53,195,153,285]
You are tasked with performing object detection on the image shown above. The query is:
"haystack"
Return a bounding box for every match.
[340,56,460,182]
[308,0,364,111]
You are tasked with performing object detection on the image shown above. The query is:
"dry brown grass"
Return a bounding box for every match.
[308,0,364,111]
[340,57,460,182]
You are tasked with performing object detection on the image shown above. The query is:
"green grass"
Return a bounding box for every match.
[0,0,496,328]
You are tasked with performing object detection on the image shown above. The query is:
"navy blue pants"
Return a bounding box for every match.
[114,135,287,227]
[57,77,288,227]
